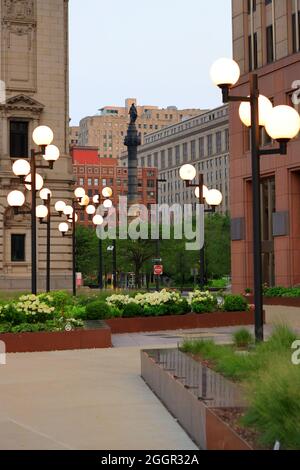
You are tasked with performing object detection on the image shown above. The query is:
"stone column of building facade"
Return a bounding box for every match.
[0,0,73,291]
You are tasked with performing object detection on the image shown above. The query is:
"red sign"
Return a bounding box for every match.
[154,265,163,276]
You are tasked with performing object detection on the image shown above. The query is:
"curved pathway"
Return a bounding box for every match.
[0,346,197,450]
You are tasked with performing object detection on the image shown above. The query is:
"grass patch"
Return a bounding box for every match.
[181,325,300,449]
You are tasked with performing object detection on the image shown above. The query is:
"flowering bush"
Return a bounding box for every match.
[188,290,218,314]
[106,294,133,310]
[15,294,55,323]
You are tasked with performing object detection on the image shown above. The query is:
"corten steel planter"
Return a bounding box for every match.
[0,326,112,353]
[246,295,300,307]
[141,349,253,451]
[106,309,255,334]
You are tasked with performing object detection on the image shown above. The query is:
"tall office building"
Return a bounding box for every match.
[74,98,206,161]
[231,0,300,292]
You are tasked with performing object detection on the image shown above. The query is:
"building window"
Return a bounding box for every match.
[175,145,180,165]
[199,137,204,157]
[266,25,274,63]
[248,32,258,71]
[183,142,188,160]
[216,132,222,153]
[168,148,173,167]
[147,179,155,188]
[88,178,92,186]
[102,178,107,186]
[94,178,99,186]
[10,120,28,158]
[292,11,300,53]
[207,135,213,156]
[79,178,84,186]
[147,155,152,167]
[191,140,196,160]
[161,150,166,169]
[225,129,229,151]
[247,0,256,14]
[154,152,158,167]
[11,234,25,262]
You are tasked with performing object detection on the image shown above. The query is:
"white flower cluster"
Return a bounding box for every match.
[188,290,215,305]
[16,294,55,316]
[107,289,182,309]
[106,294,133,308]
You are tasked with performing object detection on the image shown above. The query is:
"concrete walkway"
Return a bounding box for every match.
[0,347,197,450]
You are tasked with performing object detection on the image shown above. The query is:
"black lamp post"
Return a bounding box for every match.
[7,126,60,295]
[58,189,89,296]
[154,178,166,291]
[211,57,300,342]
[179,164,223,290]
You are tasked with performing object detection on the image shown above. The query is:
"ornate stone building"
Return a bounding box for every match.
[0,0,73,290]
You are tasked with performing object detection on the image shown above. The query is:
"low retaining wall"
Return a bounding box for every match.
[141,349,252,451]
[106,310,255,334]
[246,295,300,308]
[0,326,112,353]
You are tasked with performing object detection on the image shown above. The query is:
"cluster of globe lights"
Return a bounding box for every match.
[179,165,223,207]
[57,186,112,235]
[210,57,300,140]
[7,126,60,212]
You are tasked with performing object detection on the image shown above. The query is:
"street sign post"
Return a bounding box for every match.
[154,265,163,276]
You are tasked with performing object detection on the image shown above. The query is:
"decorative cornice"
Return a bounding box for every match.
[0,94,44,112]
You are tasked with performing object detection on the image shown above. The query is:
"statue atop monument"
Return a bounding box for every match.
[129,103,138,124]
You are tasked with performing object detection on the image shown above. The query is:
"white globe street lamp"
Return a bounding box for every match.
[86,205,96,215]
[205,189,223,207]
[103,199,113,209]
[39,188,52,201]
[210,58,240,88]
[12,159,31,177]
[25,173,44,191]
[195,185,209,200]
[36,205,48,220]
[43,145,60,163]
[93,194,100,204]
[74,187,85,199]
[79,195,90,207]
[93,215,104,226]
[7,190,25,208]
[265,105,300,142]
[58,222,69,235]
[55,200,66,214]
[179,164,197,181]
[102,187,113,198]
[32,126,54,147]
[239,95,273,127]
[63,205,73,216]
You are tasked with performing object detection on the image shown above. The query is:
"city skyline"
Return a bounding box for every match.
[69,0,232,125]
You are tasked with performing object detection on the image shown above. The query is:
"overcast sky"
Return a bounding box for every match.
[69,0,232,125]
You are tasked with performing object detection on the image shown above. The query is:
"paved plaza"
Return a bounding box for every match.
[0,345,197,450]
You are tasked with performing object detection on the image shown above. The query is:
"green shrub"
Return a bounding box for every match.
[233,328,254,348]
[190,290,218,314]
[263,286,300,298]
[122,303,144,318]
[0,303,25,325]
[143,304,168,317]
[85,301,111,320]
[64,305,87,320]
[109,307,123,318]
[242,356,300,449]
[223,294,249,312]
[0,322,12,333]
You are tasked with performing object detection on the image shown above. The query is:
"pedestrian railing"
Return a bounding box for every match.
[146,348,245,408]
